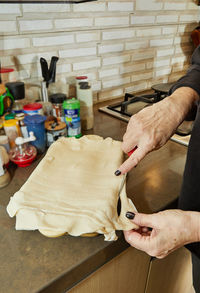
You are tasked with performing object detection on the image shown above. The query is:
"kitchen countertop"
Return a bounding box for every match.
[0,100,188,293]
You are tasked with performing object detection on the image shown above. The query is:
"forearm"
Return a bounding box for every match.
[187,210,200,244]
[161,87,199,127]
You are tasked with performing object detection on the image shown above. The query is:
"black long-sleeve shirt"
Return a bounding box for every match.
[170,45,200,258]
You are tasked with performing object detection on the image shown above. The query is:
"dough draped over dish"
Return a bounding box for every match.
[7,135,138,241]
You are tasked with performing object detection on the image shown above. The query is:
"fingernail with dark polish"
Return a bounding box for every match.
[126,211,135,219]
[115,170,121,176]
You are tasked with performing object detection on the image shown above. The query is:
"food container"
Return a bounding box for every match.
[45,120,67,146]
[23,103,43,116]
[63,98,81,138]
[3,119,21,148]
[49,93,66,122]
[24,115,46,153]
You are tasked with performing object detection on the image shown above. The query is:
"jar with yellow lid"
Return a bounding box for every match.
[3,119,21,148]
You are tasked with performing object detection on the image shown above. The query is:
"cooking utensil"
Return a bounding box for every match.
[48,56,59,84]
[40,57,49,86]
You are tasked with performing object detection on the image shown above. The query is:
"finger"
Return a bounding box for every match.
[124,230,151,251]
[122,133,138,154]
[129,212,156,229]
[118,147,148,174]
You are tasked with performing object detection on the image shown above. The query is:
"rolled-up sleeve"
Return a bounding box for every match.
[170,45,200,96]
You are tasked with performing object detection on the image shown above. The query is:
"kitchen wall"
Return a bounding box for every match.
[0,0,199,102]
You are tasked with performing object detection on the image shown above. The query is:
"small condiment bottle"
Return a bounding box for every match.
[77,82,94,130]
[3,119,21,148]
[50,93,66,122]
[15,113,28,138]
[76,76,88,99]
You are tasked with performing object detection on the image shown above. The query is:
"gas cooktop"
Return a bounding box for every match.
[99,83,192,146]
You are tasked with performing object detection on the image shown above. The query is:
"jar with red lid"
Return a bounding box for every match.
[23,103,43,116]
[76,76,88,98]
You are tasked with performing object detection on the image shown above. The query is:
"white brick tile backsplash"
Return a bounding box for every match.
[156,15,178,24]
[0,21,17,33]
[16,69,31,80]
[98,88,123,101]
[0,37,30,50]
[102,76,130,89]
[171,56,187,65]
[76,32,100,43]
[103,55,130,66]
[73,58,101,71]
[136,0,162,11]
[155,67,171,77]
[55,18,93,29]
[0,0,197,104]
[125,41,148,51]
[108,2,134,11]
[154,59,170,68]
[120,63,145,74]
[73,2,106,12]
[150,38,173,47]
[174,36,190,45]
[0,4,21,14]
[164,3,186,10]
[136,28,161,37]
[125,82,148,93]
[132,50,155,61]
[19,20,53,32]
[17,51,57,65]
[157,48,175,57]
[91,80,102,92]
[56,63,72,74]
[102,29,135,40]
[180,14,199,22]
[1,56,15,67]
[99,68,119,78]
[95,16,129,27]
[98,43,124,54]
[22,4,70,12]
[131,15,155,25]
[132,72,153,82]
[187,2,199,10]
[33,34,74,47]
[60,47,96,58]
[162,27,177,35]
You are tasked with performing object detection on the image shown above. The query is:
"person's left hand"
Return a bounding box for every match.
[124,209,200,258]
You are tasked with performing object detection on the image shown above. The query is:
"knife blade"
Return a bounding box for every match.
[40,57,49,86]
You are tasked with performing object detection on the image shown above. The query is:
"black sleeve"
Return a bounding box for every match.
[170,45,200,96]
[169,45,200,120]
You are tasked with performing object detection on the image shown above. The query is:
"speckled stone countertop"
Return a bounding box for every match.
[0,100,188,293]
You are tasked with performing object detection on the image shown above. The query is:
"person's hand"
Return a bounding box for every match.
[115,87,199,175]
[124,209,200,259]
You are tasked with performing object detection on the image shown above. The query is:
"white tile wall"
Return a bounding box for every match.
[0,0,198,103]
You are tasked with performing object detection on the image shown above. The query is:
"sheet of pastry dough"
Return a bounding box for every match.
[7,135,138,241]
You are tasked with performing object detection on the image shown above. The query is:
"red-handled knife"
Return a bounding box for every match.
[128,146,137,157]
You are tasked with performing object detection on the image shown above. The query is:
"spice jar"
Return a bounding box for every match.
[76,76,88,99]
[77,82,94,130]
[3,119,21,148]
[50,93,66,122]
[45,120,67,147]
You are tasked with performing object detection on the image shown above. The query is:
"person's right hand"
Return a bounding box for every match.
[116,87,199,175]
